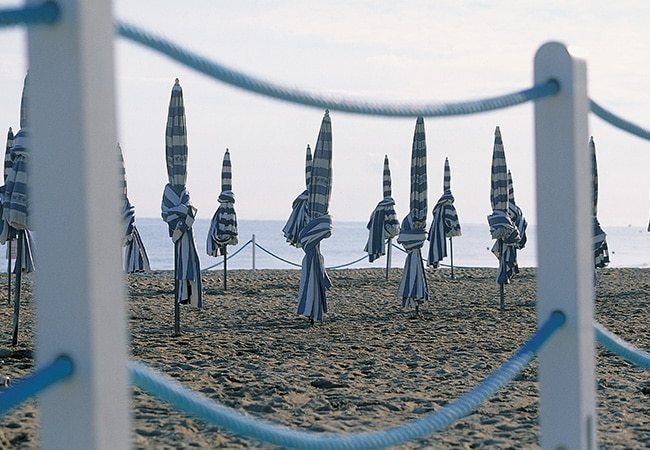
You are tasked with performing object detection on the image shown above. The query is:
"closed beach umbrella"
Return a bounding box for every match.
[282,145,312,247]
[487,126,521,310]
[365,154,400,265]
[161,78,202,335]
[427,157,461,276]
[3,128,36,346]
[206,148,238,289]
[397,117,429,313]
[505,169,528,273]
[296,111,333,325]
[119,143,150,273]
[591,136,609,269]
[1,127,15,245]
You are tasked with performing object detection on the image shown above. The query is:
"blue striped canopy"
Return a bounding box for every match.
[591,136,609,269]
[0,127,15,243]
[397,117,429,309]
[119,143,150,273]
[207,148,239,256]
[282,144,312,247]
[161,78,202,307]
[427,157,461,268]
[365,154,399,262]
[297,111,333,323]
[4,127,14,183]
[487,127,521,285]
[19,73,27,129]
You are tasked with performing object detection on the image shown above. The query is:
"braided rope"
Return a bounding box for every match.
[0,1,59,27]
[590,100,650,141]
[0,355,73,415]
[129,311,563,449]
[201,239,252,272]
[254,243,302,268]
[594,321,650,369]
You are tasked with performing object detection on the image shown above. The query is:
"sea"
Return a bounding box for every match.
[2,219,648,272]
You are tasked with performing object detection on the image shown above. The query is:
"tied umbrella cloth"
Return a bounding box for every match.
[487,209,521,284]
[590,137,609,269]
[397,214,429,307]
[296,215,332,321]
[427,192,461,268]
[365,197,399,262]
[283,144,312,248]
[206,190,238,256]
[162,183,202,307]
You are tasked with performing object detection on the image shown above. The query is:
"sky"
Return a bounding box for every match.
[1,0,649,227]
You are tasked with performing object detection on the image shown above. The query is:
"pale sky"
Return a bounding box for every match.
[1,0,649,226]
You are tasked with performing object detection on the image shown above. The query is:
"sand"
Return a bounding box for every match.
[1,267,649,449]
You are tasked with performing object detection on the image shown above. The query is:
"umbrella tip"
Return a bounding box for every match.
[8,126,12,132]
[174,78,180,84]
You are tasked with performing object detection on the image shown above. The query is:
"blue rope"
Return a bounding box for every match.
[590,100,650,141]
[115,21,558,118]
[0,2,59,27]
[201,239,252,272]
[254,243,302,268]
[594,321,650,370]
[130,311,564,449]
[0,355,73,415]
[328,254,369,270]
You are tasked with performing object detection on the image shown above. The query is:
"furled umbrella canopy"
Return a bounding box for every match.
[282,144,312,247]
[487,127,521,309]
[365,154,399,262]
[207,148,239,256]
[591,136,609,269]
[397,117,429,311]
[427,157,461,268]
[296,111,333,324]
[119,143,150,273]
[0,127,15,244]
[160,79,202,312]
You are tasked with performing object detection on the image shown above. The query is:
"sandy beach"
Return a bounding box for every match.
[1,267,649,448]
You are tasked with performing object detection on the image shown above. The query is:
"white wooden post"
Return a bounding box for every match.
[534,42,597,449]
[27,0,130,449]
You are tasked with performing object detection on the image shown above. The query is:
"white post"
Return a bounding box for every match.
[27,1,130,449]
[252,233,256,271]
[534,42,597,449]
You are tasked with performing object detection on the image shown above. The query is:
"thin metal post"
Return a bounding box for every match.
[174,241,180,336]
[534,42,596,449]
[385,237,392,280]
[449,236,455,280]
[6,239,12,304]
[252,234,256,271]
[28,0,130,448]
[11,231,23,346]
[223,247,227,290]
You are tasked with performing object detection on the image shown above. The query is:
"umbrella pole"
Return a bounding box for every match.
[6,239,11,305]
[11,231,23,346]
[499,239,505,311]
[449,236,455,280]
[223,247,227,291]
[385,238,392,281]
[173,240,180,336]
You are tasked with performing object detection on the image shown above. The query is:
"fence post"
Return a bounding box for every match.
[27,1,130,449]
[534,42,597,449]
[252,234,256,271]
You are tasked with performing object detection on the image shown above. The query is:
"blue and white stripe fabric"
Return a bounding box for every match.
[398,117,429,309]
[282,145,312,247]
[297,111,332,323]
[165,79,188,187]
[162,183,202,307]
[119,144,150,273]
[4,127,14,182]
[2,128,35,273]
[590,137,609,269]
[365,155,399,262]
[487,127,521,285]
[19,73,28,129]
[0,127,15,243]
[427,157,461,268]
[207,149,238,256]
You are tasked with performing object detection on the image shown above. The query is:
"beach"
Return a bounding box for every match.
[1,267,649,448]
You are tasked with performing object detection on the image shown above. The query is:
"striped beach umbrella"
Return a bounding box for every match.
[297,111,333,325]
[119,143,150,273]
[2,128,35,345]
[282,144,312,247]
[207,149,239,289]
[487,126,521,309]
[0,127,15,246]
[427,157,462,274]
[365,154,400,264]
[161,79,202,335]
[591,136,609,269]
[397,116,429,312]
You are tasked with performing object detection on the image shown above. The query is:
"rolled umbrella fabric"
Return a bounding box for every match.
[0,127,15,244]
[161,79,202,308]
[591,137,609,269]
[207,149,238,256]
[487,126,520,285]
[297,111,332,323]
[365,154,399,262]
[119,143,150,273]
[282,145,312,248]
[428,157,461,268]
[397,117,429,309]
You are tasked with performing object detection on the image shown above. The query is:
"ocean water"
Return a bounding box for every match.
[3,219,648,271]
[127,219,649,271]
